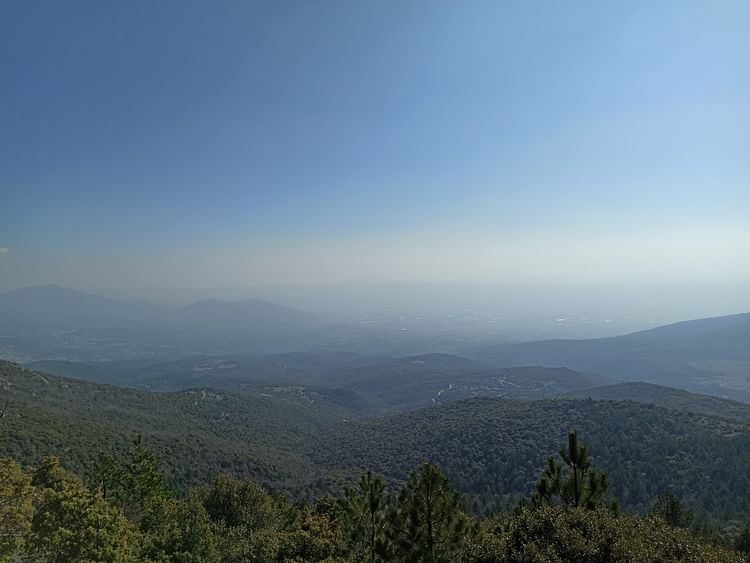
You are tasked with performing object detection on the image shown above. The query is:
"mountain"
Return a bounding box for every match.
[0,286,346,362]
[0,285,162,333]
[472,312,750,401]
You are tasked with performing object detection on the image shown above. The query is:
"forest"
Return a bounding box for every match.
[2,432,748,562]
[4,359,750,529]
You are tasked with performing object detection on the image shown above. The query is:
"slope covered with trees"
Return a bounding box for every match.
[564,381,750,420]
[310,398,750,521]
[1,435,745,562]
[3,359,750,529]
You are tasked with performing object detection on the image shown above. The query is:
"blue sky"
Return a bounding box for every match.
[2,1,749,289]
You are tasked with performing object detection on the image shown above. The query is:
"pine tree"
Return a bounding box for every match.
[648,493,695,529]
[93,434,169,520]
[530,431,615,510]
[340,470,390,562]
[389,462,474,563]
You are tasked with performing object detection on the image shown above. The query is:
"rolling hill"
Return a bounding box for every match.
[310,396,750,519]
[471,312,750,401]
[29,352,613,410]
[0,359,354,491]
[563,381,750,420]
[4,358,750,524]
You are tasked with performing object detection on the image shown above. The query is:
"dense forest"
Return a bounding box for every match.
[309,398,750,521]
[3,359,750,530]
[2,432,748,562]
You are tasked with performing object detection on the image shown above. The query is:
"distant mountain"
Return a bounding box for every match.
[0,286,343,361]
[0,286,319,335]
[472,312,750,400]
[0,285,162,332]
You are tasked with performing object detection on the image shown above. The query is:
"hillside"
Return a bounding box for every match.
[4,359,750,524]
[28,352,613,410]
[310,397,750,518]
[472,312,750,401]
[339,355,612,409]
[563,381,750,420]
[0,359,351,491]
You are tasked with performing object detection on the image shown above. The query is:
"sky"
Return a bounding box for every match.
[2,0,749,291]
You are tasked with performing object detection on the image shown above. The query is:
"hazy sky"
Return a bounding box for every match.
[2,1,749,290]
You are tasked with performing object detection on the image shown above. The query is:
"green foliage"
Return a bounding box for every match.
[460,506,743,563]
[648,493,695,529]
[276,500,348,562]
[0,458,33,562]
[5,359,750,525]
[29,457,137,562]
[94,434,170,520]
[2,361,750,560]
[0,436,744,563]
[312,397,750,521]
[529,431,614,510]
[340,470,390,562]
[389,462,475,562]
[197,474,286,562]
[138,493,218,563]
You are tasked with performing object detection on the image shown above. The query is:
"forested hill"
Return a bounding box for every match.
[0,359,341,490]
[3,358,750,525]
[27,352,613,411]
[310,397,750,519]
[564,381,750,420]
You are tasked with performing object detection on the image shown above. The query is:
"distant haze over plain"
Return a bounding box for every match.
[89,281,750,340]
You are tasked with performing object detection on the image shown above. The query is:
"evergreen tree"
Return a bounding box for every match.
[390,462,474,563]
[529,431,615,510]
[93,434,169,520]
[340,470,390,562]
[648,493,695,529]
